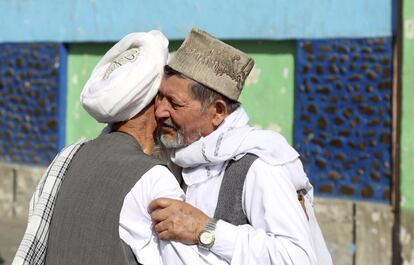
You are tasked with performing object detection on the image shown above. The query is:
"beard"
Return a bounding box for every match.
[156,127,186,149]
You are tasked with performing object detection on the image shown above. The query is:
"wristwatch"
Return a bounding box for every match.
[197,218,218,249]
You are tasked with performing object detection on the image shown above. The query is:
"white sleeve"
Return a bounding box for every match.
[119,165,185,265]
[210,159,318,265]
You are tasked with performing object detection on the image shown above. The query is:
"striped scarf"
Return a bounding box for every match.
[12,141,86,265]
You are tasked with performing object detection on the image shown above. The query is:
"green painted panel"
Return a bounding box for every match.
[66,43,112,144]
[402,0,414,210]
[66,41,295,145]
[230,41,295,143]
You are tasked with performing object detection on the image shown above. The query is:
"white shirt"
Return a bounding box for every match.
[119,165,228,265]
[184,157,319,265]
[171,107,332,265]
[120,106,331,265]
[119,159,327,265]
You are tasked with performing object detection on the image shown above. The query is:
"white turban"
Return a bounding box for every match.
[80,30,168,123]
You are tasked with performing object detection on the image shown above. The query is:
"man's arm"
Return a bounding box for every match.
[212,158,317,264]
[123,165,229,265]
[120,165,185,265]
[150,159,318,265]
[149,198,209,244]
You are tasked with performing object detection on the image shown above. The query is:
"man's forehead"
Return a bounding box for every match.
[160,75,191,95]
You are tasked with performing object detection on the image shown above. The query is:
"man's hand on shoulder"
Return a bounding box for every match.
[149,198,209,244]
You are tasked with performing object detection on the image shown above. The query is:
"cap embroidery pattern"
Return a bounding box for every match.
[103,47,141,80]
[182,47,251,91]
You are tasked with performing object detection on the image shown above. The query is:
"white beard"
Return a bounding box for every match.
[159,131,186,149]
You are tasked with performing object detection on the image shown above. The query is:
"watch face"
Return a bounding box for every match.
[200,231,214,245]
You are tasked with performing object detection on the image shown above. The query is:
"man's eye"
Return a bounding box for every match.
[171,102,181,109]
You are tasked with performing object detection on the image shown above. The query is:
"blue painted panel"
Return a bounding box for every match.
[0,0,393,42]
[0,43,64,165]
[294,38,393,202]
[57,44,68,151]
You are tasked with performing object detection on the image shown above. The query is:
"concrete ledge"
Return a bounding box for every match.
[315,197,395,265]
[314,197,354,265]
[0,162,46,218]
[401,209,414,265]
[0,166,14,216]
[355,201,393,265]
[0,217,27,265]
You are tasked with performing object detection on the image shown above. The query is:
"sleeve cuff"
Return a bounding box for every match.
[210,219,239,262]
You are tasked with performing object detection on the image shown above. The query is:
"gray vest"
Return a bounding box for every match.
[214,154,258,225]
[45,132,162,265]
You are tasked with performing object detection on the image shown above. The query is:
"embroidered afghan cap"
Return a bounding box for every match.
[168,28,255,101]
[80,30,168,123]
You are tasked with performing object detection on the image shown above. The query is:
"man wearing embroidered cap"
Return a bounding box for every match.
[151,28,333,265]
[13,30,228,265]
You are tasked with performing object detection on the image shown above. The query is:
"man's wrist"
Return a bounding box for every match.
[197,218,218,249]
[209,220,239,262]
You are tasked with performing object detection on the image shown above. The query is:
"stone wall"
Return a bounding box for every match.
[401,210,414,265]
[314,198,394,265]
[0,163,45,264]
[0,163,45,218]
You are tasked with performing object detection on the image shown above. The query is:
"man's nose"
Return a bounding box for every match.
[155,97,170,120]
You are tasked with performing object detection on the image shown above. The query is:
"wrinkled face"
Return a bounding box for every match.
[155,75,215,149]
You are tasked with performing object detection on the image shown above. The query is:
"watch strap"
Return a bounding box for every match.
[198,218,218,249]
[205,218,218,231]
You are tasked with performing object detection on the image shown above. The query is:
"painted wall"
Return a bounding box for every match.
[0,43,65,166]
[295,38,394,201]
[66,41,296,145]
[0,0,393,42]
[0,0,405,206]
[66,44,111,144]
[401,0,414,210]
[231,41,296,143]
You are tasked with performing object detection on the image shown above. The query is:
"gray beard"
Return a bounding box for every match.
[158,130,186,149]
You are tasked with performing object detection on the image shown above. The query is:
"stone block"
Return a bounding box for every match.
[0,165,14,217]
[401,209,414,265]
[355,201,393,265]
[314,197,354,265]
[0,163,46,218]
[15,164,46,217]
[0,217,26,265]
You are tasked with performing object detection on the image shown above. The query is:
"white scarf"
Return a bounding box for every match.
[171,107,311,190]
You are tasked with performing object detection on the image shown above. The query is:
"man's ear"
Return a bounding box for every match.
[211,99,228,127]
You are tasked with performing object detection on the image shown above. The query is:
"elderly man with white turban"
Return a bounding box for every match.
[12,30,228,265]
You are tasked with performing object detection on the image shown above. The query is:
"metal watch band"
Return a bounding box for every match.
[205,218,218,231]
[197,218,218,249]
